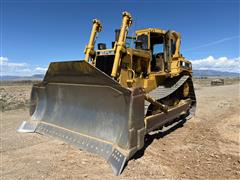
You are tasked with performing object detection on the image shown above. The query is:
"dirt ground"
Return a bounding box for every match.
[1,79,240,179]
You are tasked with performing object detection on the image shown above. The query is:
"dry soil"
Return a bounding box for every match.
[1,80,240,179]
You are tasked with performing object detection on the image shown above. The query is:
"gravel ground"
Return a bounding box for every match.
[1,80,240,179]
[0,85,31,111]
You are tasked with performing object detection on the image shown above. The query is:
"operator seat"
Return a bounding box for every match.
[156,53,164,71]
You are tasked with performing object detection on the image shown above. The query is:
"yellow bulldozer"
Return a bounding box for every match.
[18,12,196,175]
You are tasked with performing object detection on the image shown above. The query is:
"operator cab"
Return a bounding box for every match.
[93,28,180,78]
[135,28,179,73]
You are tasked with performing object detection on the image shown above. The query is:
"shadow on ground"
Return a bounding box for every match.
[122,118,187,172]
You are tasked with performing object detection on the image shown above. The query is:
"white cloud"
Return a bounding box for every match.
[0,56,47,76]
[191,56,240,73]
[1,56,239,76]
[0,56,8,63]
[35,67,48,72]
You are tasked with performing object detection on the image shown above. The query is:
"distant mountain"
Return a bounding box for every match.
[1,70,239,81]
[31,74,45,79]
[1,74,44,81]
[193,70,239,77]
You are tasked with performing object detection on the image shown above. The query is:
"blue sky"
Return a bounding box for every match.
[0,0,239,75]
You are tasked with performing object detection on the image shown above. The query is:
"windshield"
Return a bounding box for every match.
[135,34,148,50]
[152,43,164,55]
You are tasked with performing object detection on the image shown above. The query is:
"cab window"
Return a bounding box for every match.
[135,34,148,50]
[152,43,164,55]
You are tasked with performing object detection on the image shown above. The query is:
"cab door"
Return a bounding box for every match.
[164,31,176,72]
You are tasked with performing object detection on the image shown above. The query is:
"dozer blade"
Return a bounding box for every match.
[18,61,146,175]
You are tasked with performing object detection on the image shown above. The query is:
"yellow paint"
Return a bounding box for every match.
[85,12,192,93]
